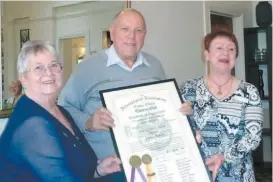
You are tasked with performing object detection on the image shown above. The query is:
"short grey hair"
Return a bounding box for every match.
[17,40,61,74]
[113,8,146,28]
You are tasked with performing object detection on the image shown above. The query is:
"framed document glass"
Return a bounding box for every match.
[100,79,212,182]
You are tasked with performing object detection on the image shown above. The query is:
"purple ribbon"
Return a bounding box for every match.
[130,168,135,182]
[137,167,147,181]
[130,167,147,182]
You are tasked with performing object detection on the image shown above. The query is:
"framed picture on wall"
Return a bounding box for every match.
[20,29,30,48]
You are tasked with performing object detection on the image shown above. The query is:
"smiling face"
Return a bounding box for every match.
[205,36,237,74]
[109,11,146,62]
[20,51,63,98]
[9,80,22,97]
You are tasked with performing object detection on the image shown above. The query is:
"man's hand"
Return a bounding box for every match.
[85,107,115,131]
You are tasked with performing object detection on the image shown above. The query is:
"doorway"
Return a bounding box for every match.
[210,13,233,33]
[102,30,112,49]
[59,37,85,84]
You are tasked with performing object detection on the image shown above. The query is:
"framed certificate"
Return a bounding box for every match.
[100,79,212,182]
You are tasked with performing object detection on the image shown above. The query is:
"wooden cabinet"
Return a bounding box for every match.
[244,26,272,166]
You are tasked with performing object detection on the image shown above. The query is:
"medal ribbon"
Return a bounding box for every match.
[130,167,147,182]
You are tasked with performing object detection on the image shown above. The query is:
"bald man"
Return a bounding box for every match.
[59,9,180,159]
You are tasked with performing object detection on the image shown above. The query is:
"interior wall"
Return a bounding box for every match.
[132,1,205,85]
[132,1,254,85]
[1,1,256,98]
[1,1,124,99]
[2,1,81,99]
[55,1,124,54]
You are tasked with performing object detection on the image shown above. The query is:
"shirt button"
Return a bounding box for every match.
[73,144,76,147]
[63,132,68,137]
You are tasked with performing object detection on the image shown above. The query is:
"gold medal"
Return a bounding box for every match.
[142,154,152,164]
[129,155,142,168]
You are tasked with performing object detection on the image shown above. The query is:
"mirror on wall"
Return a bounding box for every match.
[0,1,125,112]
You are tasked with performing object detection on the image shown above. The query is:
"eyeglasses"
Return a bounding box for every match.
[26,62,63,76]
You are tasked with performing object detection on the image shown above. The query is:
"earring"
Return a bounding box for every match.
[23,84,27,89]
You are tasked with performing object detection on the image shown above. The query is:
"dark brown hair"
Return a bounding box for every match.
[204,30,239,58]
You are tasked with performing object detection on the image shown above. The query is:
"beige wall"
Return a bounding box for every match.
[1,1,124,99]
[1,0,270,162]
[0,1,257,102]
[133,1,255,84]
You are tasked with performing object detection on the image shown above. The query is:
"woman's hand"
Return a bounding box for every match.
[180,102,201,144]
[96,155,121,177]
[179,101,193,115]
[195,130,202,144]
[206,154,224,181]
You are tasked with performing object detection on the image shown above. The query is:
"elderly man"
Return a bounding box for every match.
[7,80,23,108]
[58,8,191,159]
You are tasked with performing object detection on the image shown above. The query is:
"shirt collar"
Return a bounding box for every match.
[105,45,150,71]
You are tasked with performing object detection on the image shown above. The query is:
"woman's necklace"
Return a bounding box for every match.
[208,76,233,96]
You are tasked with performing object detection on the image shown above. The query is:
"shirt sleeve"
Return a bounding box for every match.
[58,73,90,133]
[13,116,85,182]
[224,85,263,163]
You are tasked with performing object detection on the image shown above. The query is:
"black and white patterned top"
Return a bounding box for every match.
[180,77,263,182]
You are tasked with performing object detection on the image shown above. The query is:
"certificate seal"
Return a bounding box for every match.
[142,154,152,164]
[129,155,142,168]
[142,154,156,177]
[137,116,172,151]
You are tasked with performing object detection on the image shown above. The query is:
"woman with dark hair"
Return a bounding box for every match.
[180,31,263,182]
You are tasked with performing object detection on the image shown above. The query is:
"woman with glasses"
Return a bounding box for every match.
[0,40,124,182]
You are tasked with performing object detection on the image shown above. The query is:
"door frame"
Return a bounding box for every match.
[56,33,86,55]
[56,35,86,84]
